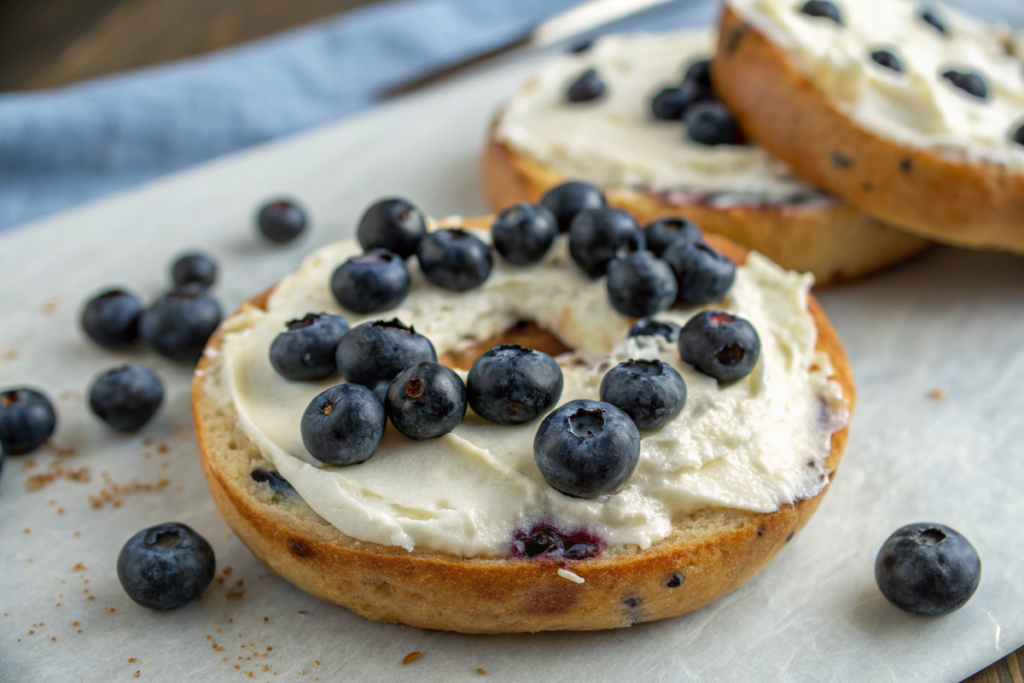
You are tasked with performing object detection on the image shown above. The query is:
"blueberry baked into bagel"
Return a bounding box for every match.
[192,193,854,633]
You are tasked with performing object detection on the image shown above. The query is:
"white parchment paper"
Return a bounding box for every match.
[1,47,1022,683]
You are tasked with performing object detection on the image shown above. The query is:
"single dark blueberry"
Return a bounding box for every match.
[0,388,57,455]
[385,361,467,440]
[335,318,437,387]
[666,573,684,588]
[81,288,144,349]
[139,285,222,363]
[533,399,640,498]
[568,208,645,279]
[644,217,703,258]
[356,198,427,260]
[171,251,217,289]
[467,344,564,425]
[628,318,681,342]
[88,364,164,432]
[651,80,713,120]
[540,181,607,233]
[799,0,842,24]
[301,384,387,465]
[491,203,559,266]
[251,469,295,497]
[269,313,351,382]
[871,50,903,72]
[117,522,215,611]
[330,248,410,314]
[921,8,947,35]
[685,101,745,146]
[678,310,761,383]
[942,70,987,99]
[1013,123,1024,147]
[606,251,678,319]
[567,68,606,103]
[416,228,493,292]
[875,523,981,615]
[662,240,736,305]
[683,58,713,90]
[257,199,307,244]
[599,360,687,430]
[509,522,603,560]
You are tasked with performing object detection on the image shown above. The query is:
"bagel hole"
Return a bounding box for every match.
[439,321,572,371]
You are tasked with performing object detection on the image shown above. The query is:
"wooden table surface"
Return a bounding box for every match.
[0,1,1020,680]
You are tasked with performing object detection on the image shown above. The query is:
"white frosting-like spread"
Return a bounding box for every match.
[212,229,847,558]
[495,30,831,206]
[729,0,1024,168]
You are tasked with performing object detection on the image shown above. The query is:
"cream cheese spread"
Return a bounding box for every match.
[211,229,848,558]
[495,29,832,206]
[729,0,1024,169]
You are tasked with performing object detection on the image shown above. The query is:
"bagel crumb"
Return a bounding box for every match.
[929,388,947,401]
[477,668,486,674]
[557,569,585,584]
[403,652,421,665]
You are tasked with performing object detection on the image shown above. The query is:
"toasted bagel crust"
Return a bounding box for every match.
[713,6,1024,252]
[192,230,854,633]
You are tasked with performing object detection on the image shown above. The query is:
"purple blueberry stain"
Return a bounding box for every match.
[509,522,602,561]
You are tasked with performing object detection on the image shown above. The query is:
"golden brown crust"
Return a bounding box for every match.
[713,6,1024,252]
[192,230,854,633]
[481,120,928,284]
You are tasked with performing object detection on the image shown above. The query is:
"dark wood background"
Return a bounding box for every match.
[0,1,1020,680]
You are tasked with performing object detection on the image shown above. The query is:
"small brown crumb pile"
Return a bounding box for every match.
[26,461,91,492]
[89,471,171,508]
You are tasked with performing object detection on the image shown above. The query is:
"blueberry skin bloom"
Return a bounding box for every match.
[117,522,215,611]
[599,360,687,431]
[569,208,645,279]
[257,199,307,244]
[81,288,144,349]
[678,310,761,383]
[606,251,678,319]
[270,313,350,382]
[385,362,467,440]
[301,384,387,465]
[335,319,437,386]
[171,251,217,289]
[875,523,981,616]
[539,181,607,233]
[685,101,745,146]
[491,203,559,266]
[88,364,164,432]
[330,249,410,314]
[644,217,703,258]
[357,198,427,260]
[139,285,222,363]
[534,399,640,499]
[0,388,57,455]
[567,68,605,103]
[629,318,681,342]
[662,239,736,306]
[467,344,564,425]
[416,228,493,292]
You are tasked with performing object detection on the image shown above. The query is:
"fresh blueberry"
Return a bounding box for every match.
[569,208,645,279]
[117,522,215,611]
[875,523,981,616]
[257,199,307,244]
[301,384,387,465]
[678,310,761,382]
[509,522,602,560]
[921,8,947,35]
[0,388,57,455]
[651,80,713,120]
[171,251,217,289]
[685,101,745,146]
[662,239,736,305]
[599,360,686,430]
[251,469,295,497]
[534,399,640,498]
[356,198,427,260]
[606,251,678,318]
[335,318,437,386]
[491,203,559,266]
[88,364,164,432]
[416,228,493,292]
[943,70,987,99]
[269,313,350,382]
[871,50,903,72]
[645,217,703,258]
[629,318,681,342]
[467,345,564,425]
[540,181,607,233]
[139,285,222,363]
[799,0,842,24]
[81,288,144,349]
[567,68,605,103]
[331,249,410,314]
[1013,123,1024,146]
[684,58,713,90]
[385,361,467,440]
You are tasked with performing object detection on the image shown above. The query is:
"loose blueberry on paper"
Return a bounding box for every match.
[88,364,165,432]
[0,388,57,455]
[81,288,144,349]
[875,523,980,615]
[117,522,216,611]
[139,284,222,363]
[171,251,217,289]
[257,199,307,244]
